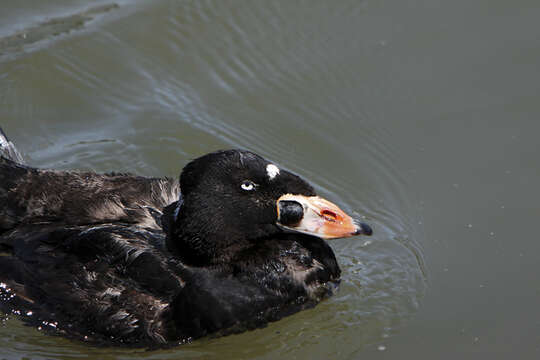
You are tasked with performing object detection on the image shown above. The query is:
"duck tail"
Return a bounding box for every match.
[0,127,25,164]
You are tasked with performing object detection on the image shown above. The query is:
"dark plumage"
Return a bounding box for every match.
[0,128,371,346]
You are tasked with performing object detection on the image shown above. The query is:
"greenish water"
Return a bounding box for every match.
[1,1,539,359]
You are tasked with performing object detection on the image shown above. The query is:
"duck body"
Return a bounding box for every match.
[0,128,369,346]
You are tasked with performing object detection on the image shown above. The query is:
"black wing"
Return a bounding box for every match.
[0,156,179,231]
[0,223,187,345]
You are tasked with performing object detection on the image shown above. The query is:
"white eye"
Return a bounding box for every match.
[241,180,256,191]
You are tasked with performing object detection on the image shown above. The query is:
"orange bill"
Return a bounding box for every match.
[276,194,372,239]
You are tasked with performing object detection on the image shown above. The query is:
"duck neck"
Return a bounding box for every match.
[163,200,249,266]
[170,225,250,266]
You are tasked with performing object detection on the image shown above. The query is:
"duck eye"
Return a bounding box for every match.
[240,180,256,191]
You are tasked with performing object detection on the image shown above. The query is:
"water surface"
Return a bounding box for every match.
[1,0,539,359]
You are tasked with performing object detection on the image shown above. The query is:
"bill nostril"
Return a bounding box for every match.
[321,209,338,222]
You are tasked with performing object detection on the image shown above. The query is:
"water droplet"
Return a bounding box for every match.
[467,224,473,228]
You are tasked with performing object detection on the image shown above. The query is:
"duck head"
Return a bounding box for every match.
[166,150,371,265]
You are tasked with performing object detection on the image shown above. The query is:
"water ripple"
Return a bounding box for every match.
[1,0,426,358]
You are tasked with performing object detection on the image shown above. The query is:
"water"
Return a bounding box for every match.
[1,0,539,359]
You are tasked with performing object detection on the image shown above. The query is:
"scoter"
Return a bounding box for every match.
[0,127,372,346]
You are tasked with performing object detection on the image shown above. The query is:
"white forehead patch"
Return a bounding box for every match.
[266,164,280,180]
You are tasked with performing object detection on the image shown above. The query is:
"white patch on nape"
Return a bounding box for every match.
[266,163,280,180]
